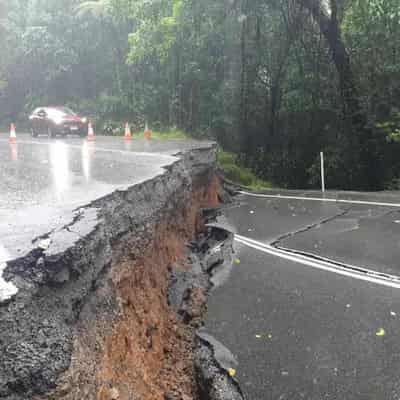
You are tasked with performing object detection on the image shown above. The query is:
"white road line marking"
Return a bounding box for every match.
[235,234,400,289]
[239,191,400,208]
[238,234,400,280]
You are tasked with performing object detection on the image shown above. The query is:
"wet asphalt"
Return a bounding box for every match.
[0,134,212,264]
[4,134,400,399]
[205,192,400,400]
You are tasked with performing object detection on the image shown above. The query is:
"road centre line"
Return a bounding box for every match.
[238,234,400,281]
[235,234,400,289]
[239,191,400,208]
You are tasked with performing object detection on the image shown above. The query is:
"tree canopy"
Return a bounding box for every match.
[1,0,400,190]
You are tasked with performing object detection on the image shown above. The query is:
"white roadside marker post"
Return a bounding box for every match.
[320,152,326,193]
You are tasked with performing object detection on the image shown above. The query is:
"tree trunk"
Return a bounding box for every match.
[300,0,359,120]
[173,45,183,129]
[239,14,249,155]
[299,0,384,189]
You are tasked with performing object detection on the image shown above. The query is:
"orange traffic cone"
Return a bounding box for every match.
[144,122,151,140]
[87,121,95,141]
[124,122,132,140]
[9,123,17,143]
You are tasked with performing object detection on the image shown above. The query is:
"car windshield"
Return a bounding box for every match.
[46,108,65,119]
[55,107,76,116]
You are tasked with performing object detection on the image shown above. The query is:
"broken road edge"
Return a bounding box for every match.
[0,143,245,400]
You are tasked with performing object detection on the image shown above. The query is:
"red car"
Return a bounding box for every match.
[29,106,88,138]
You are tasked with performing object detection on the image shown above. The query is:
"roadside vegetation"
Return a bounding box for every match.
[135,129,188,140]
[103,124,188,140]
[217,150,273,191]
[1,0,400,190]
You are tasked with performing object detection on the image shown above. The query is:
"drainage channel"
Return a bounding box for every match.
[236,234,400,289]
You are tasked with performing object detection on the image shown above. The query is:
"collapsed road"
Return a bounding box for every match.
[4,135,400,400]
[0,135,241,400]
[204,190,400,400]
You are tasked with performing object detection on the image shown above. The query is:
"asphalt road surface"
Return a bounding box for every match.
[0,134,211,265]
[4,135,400,399]
[205,191,400,400]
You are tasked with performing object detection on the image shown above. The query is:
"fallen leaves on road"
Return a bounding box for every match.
[376,328,386,337]
[255,333,273,340]
[38,238,51,250]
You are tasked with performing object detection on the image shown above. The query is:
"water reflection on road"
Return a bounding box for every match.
[0,136,181,271]
[50,141,70,199]
[9,143,18,161]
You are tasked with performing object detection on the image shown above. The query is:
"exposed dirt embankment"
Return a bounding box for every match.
[0,146,224,400]
[51,177,221,400]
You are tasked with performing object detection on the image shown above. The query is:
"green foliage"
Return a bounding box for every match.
[376,114,400,143]
[99,123,187,139]
[101,120,125,136]
[384,178,400,190]
[217,150,273,190]
[307,148,345,189]
[0,0,400,190]
[127,0,184,64]
[135,128,188,140]
[343,0,400,119]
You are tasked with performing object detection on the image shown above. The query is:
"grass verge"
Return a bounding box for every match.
[217,150,273,191]
[133,128,188,140]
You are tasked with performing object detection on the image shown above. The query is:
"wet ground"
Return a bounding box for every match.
[4,134,400,399]
[0,134,212,264]
[205,192,400,400]
[0,138,220,400]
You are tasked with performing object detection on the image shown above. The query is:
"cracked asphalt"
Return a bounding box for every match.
[280,205,400,277]
[4,134,400,399]
[0,134,212,264]
[205,192,400,400]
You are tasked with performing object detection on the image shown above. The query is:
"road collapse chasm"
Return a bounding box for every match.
[0,146,243,400]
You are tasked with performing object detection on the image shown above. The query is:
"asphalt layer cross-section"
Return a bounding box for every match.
[0,134,212,264]
[205,192,400,400]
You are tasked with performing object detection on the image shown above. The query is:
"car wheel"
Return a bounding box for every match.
[48,127,56,138]
[31,128,38,138]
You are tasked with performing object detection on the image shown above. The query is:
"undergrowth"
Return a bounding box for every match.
[217,150,273,191]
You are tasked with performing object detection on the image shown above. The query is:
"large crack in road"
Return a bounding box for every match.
[270,207,353,248]
[1,140,244,400]
[4,140,400,400]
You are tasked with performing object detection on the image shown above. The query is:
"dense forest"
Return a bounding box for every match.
[1,0,400,190]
